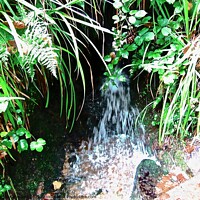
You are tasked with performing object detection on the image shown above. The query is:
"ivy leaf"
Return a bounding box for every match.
[135,10,147,18]
[143,32,155,41]
[17,139,28,153]
[161,27,171,36]
[128,16,136,24]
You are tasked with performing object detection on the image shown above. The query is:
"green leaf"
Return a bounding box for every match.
[128,16,136,24]
[108,63,114,70]
[153,96,163,109]
[161,27,172,36]
[135,10,147,18]
[157,16,168,27]
[142,16,152,24]
[4,184,11,191]
[138,27,149,36]
[17,139,28,152]
[25,130,31,139]
[112,57,120,65]
[134,36,143,46]
[35,146,44,152]
[0,101,8,113]
[30,138,46,152]
[16,127,26,136]
[166,0,175,4]
[129,10,137,15]
[163,73,177,85]
[121,50,129,59]
[174,6,183,13]
[112,15,120,23]
[17,116,23,125]
[118,75,126,82]
[1,139,12,149]
[113,1,123,9]
[143,32,155,41]
[104,55,112,62]
[122,5,130,13]
[37,138,46,145]
[12,134,19,142]
[127,43,138,51]
[0,132,8,137]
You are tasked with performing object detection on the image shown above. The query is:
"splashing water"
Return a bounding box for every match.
[62,76,158,199]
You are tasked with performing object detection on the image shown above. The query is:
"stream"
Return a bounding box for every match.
[60,76,162,199]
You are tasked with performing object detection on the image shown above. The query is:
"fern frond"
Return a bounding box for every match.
[22,17,58,79]
[0,46,10,65]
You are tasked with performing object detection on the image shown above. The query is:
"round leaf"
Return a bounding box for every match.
[161,27,171,36]
[37,138,46,145]
[17,116,23,125]
[113,1,123,9]
[134,36,143,46]
[30,141,37,151]
[128,16,136,24]
[1,139,12,149]
[17,139,28,152]
[135,10,147,18]
[16,127,26,136]
[104,55,112,62]
[12,134,19,142]
[25,130,32,139]
[143,32,155,41]
[122,6,130,13]
[36,146,44,152]
[127,43,138,51]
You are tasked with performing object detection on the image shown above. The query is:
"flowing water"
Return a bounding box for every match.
[61,77,159,199]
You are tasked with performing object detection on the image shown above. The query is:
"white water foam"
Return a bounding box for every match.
[62,76,157,199]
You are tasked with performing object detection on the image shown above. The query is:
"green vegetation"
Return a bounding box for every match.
[104,0,200,145]
[0,0,200,197]
[0,0,111,198]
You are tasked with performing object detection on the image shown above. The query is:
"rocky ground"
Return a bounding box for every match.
[39,136,200,200]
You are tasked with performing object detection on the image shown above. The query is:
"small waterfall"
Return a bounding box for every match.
[62,76,159,199]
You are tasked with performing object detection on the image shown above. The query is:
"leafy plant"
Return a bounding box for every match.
[108,0,200,145]
[0,0,113,197]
